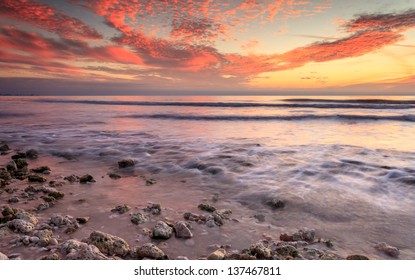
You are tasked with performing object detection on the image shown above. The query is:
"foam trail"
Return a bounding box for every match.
[37,99,415,110]
[120,113,415,122]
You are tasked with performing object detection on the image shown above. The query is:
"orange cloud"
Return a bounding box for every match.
[0,0,102,40]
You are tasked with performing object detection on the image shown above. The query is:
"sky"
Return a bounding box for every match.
[0,0,414,95]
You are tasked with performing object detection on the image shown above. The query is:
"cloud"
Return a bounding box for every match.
[0,0,102,40]
[344,10,415,33]
[0,26,143,68]
[222,10,415,77]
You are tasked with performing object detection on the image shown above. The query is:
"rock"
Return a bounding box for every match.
[207,248,226,260]
[111,204,130,214]
[152,221,173,239]
[15,211,38,225]
[29,236,40,244]
[280,233,294,242]
[7,196,19,203]
[227,253,256,260]
[1,205,16,217]
[85,231,130,257]
[8,219,35,234]
[15,158,28,169]
[42,196,56,203]
[174,221,193,239]
[375,242,400,258]
[25,149,38,159]
[0,252,9,260]
[130,213,147,225]
[136,243,167,260]
[0,144,10,153]
[24,185,40,193]
[0,227,13,238]
[319,252,341,260]
[76,217,89,224]
[28,174,47,183]
[50,214,69,226]
[198,203,216,212]
[274,244,299,258]
[39,253,60,260]
[118,159,135,168]
[11,153,26,160]
[144,203,161,215]
[205,166,223,175]
[31,166,51,173]
[145,178,157,186]
[249,242,272,259]
[0,178,6,187]
[215,209,232,219]
[265,198,285,209]
[37,203,50,211]
[206,220,216,227]
[108,173,121,179]
[183,212,201,221]
[176,256,189,260]
[33,229,53,246]
[6,160,17,172]
[61,239,109,260]
[212,213,224,226]
[292,229,315,242]
[347,255,369,260]
[49,238,59,246]
[0,169,12,181]
[79,174,94,184]
[64,174,79,183]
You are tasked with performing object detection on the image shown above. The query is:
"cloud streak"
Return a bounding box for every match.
[0,0,102,40]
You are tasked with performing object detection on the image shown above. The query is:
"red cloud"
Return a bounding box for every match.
[344,10,415,32]
[0,0,102,40]
[222,11,415,77]
[0,27,143,66]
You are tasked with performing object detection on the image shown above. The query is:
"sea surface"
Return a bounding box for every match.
[1,95,415,259]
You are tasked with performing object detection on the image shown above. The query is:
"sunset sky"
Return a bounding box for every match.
[0,0,414,94]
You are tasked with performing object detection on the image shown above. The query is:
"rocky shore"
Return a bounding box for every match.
[0,143,401,260]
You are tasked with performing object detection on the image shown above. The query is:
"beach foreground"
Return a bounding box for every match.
[1,96,415,260]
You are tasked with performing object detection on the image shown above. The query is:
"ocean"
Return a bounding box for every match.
[1,95,415,259]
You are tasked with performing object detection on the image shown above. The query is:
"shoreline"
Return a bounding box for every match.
[0,143,404,260]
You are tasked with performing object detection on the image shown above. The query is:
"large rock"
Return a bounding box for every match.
[28,174,47,183]
[0,252,9,260]
[375,242,400,258]
[15,211,38,225]
[0,169,12,181]
[8,219,35,234]
[130,212,147,225]
[198,203,216,212]
[174,221,193,239]
[346,255,369,260]
[249,242,272,259]
[33,229,53,247]
[61,239,108,260]
[207,248,226,260]
[50,214,69,226]
[111,204,130,214]
[6,160,17,172]
[79,174,95,184]
[136,243,167,260]
[292,229,315,242]
[152,221,173,239]
[0,144,10,153]
[25,149,38,159]
[118,159,135,168]
[85,231,130,257]
[31,166,51,173]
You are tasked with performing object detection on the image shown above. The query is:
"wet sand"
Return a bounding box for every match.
[0,143,408,260]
